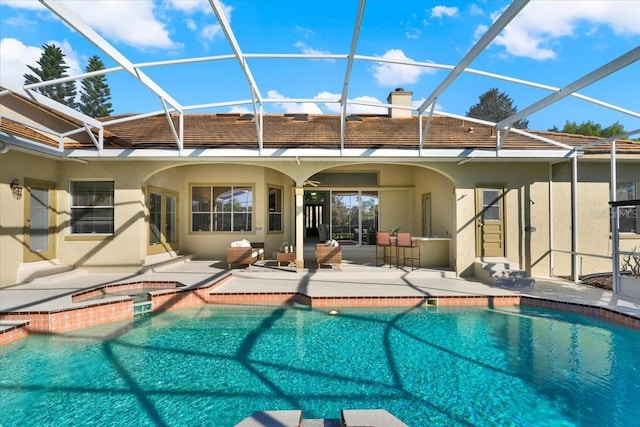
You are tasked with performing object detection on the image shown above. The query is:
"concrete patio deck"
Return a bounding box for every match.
[2,258,640,323]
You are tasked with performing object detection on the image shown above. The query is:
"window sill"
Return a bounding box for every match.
[65,234,114,241]
[615,233,640,240]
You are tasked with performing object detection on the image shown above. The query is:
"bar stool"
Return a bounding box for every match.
[376,231,397,267]
[396,232,420,269]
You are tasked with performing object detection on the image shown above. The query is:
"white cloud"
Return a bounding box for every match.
[493,1,640,60]
[229,105,252,114]
[56,39,82,77]
[347,96,388,115]
[267,90,323,114]
[294,42,330,56]
[263,90,388,115]
[1,0,45,11]
[295,26,315,38]
[314,91,340,113]
[4,0,176,50]
[201,23,222,40]
[0,38,82,88]
[431,6,459,19]
[185,19,197,31]
[171,2,232,44]
[0,38,43,87]
[166,0,213,15]
[72,1,176,49]
[405,28,421,39]
[469,4,483,16]
[372,49,435,87]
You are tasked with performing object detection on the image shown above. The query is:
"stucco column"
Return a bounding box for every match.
[295,187,305,270]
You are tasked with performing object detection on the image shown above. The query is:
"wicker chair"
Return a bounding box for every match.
[315,242,342,270]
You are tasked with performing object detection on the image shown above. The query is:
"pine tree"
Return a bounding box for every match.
[79,55,113,117]
[466,87,529,129]
[23,43,77,109]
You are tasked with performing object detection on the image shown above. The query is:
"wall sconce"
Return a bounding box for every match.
[10,179,23,199]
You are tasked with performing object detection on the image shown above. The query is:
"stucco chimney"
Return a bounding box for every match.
[387,88,413,118]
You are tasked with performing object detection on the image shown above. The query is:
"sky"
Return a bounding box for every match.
[1,0,639,133]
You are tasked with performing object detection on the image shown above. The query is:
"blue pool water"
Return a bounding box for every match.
[1,305,639,427]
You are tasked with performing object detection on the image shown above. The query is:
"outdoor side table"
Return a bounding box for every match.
[277,251,296,266]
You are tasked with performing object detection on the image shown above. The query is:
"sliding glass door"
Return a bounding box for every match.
[330,190,378,245]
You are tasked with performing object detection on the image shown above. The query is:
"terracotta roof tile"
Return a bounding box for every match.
[5,109,638,154]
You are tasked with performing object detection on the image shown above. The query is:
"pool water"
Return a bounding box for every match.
[1,305,639,427]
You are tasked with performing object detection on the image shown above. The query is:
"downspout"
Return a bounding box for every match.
[610,140,620,294]
[571,154,579,283]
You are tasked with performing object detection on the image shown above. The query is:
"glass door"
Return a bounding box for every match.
[330,190,378,245]
[147,187,179,255]
[24,179,56,262]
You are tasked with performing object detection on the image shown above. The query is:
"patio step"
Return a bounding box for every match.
[140,252,193,273]
[15,259,74,284]
[474,257,535,287]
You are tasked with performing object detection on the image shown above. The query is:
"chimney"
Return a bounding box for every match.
[387,88,413,118]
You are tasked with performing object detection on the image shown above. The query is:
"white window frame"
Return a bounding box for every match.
[191,185,253,232]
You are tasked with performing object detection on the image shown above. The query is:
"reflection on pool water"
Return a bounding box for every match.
[1,305,639,427]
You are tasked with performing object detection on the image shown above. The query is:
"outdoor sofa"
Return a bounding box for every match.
[226,240,264,270]
[316,240,342,270]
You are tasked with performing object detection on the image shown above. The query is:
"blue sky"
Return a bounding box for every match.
[1,0,639,132]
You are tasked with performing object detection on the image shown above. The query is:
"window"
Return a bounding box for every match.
[70,181,114,234]
[191,185,253,232]
[617,182,638,233]
[268,187,283,232]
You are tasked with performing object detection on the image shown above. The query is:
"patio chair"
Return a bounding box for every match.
[316,241,342,270]
[226,240,264,270]
[376,231,397,267]
[396,232,420,270]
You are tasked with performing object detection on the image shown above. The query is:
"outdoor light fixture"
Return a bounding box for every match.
[10,179,23,199]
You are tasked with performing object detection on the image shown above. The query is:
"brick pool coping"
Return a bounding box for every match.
[2,276,639,346]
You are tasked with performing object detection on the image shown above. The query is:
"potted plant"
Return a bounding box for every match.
[280,242,291,253]
[390,227,400,236]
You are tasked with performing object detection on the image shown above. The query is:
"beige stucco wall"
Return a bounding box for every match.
[1,147,638,286]
[1,150,59,285]
[434,161,553,277]
[551,160,640,277]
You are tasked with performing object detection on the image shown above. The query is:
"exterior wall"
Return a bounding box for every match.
[0,150,59,285]
[551,160,640,277]
[57,161,152,272]
[439,161,553,278]
[2,146,638,287]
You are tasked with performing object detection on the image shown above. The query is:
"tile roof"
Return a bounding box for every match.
[2,102,639,155]
[97,113,640,154]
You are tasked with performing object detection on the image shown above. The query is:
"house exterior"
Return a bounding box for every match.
[1,89,639,287]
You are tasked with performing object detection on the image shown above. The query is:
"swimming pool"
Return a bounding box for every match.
[1,304,639,426]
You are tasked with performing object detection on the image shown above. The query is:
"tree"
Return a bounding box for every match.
[79,55,113,117]
[23,43,77,109]
[549,120,626,138]
[466,87,529,129]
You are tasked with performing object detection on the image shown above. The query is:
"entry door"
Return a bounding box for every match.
[24,179,56,262]
[475,187,505,258]
[147,187,179,255]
